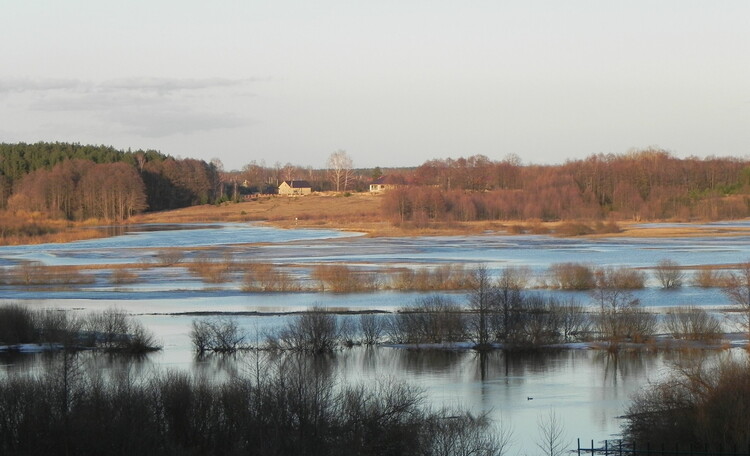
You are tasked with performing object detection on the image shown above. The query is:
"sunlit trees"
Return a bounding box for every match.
[327,149,353,192]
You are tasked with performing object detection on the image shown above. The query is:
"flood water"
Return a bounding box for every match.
[2,222,750,451]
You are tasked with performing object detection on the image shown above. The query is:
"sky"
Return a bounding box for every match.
[0,1,748,171]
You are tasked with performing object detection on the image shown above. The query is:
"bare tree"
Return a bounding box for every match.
[327,149,353,192]
[470,265,495,349]
[723,260,750,336]
[536,410,569,456]
[655,259,684,289]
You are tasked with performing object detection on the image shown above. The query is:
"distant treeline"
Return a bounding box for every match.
[0,142,220,219]
[384,149,750,223]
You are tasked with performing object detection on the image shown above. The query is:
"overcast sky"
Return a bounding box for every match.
[1,1,747,171]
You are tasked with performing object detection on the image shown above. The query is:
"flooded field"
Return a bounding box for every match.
[2,222,749,451]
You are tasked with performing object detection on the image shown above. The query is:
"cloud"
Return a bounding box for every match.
[0,76,253,95]
[108,108,247,137]
[0,77,89,93]
[1,76,254,137]
[99,77,250,94]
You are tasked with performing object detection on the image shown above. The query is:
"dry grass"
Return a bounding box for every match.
[5,194,750,245]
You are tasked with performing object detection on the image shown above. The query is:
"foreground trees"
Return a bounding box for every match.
[0,354,508,456]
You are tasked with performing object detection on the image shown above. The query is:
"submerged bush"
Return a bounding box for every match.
[0,304,159,353]
[385,296,466,344]
[272,308,341,353]
[664,306,723,342]
[189,317,246,353]
[548,263,595,290]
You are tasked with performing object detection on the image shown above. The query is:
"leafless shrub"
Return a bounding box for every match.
[110,268,139,285]
[691,268,728,288]
[311,264,379,292]
[386,296,466,344]
[557,300,592,342]
[188,254,233,283]
[664,306,722,342]
[5,262,93,286]
[189,317,246,353]
[624,359,750,448]
[85,308,129,349]
[655,259,684,289]
[0,304,37,344]
[555,221,593,236]
[722,260,750,334]
[154,250,184,266]
[85,308,160,353]
[241,263,301,292]
[359,313,383,345]
[423,410,513,456]
[410,264,474,291]
[515,295,563,346]
[592,287,655,343]
[548,263,595,290]
[594,266,646,289]
[273,307,341,353]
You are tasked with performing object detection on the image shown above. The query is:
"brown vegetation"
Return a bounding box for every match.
[624,358,750,448]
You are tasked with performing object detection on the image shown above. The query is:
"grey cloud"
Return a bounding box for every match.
[0,77,253,95]
[2,76,253,138]
[108,109,247,137]
[99,77,251,94]
[0,78,90,93]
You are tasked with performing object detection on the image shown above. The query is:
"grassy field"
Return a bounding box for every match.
[3,192,750,246]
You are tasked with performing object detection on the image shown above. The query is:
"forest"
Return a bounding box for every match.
[0,142,221,220]
[382,149,750,224]
[3,143,750,226]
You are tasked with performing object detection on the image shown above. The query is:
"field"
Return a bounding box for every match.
[3,192,750,246]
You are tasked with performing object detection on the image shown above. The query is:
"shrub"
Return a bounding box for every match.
[624,359,750,448]
[188,254,234,284]
[691,268,728,288]
[110,268,139,285]
[311,264,378,292]
[664,306,723,342]
[189,317,246,353]
[548,263,595,290]
[359,313,383,345]
[241,263,300,292]
[273,308,341,353]
[85,308,160,353]
[385,296,466,344]
[0,304,37,344]
[154,250,184,266]
[655,259,684,289]
[594,266,646,289]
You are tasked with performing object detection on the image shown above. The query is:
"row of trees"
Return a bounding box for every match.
[384,149,750,223]
[0,143,221,219]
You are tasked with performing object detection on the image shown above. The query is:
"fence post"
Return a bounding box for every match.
[591,440,595,456]
[578,438,581,456]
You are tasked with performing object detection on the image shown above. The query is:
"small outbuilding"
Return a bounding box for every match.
[278,180,312,196]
